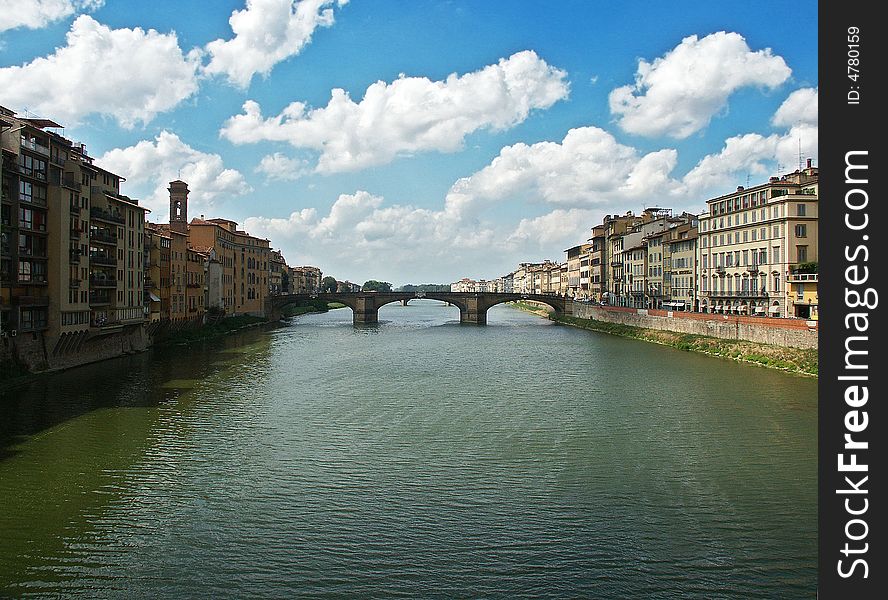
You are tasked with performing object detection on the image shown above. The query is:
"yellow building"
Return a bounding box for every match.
[697,163,818,318]
[665,223,698,311]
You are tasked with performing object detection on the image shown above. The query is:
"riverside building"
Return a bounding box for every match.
[2,106,148,362]
[696,163,819,318]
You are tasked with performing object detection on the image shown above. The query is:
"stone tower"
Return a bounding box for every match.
[169,180,189,233]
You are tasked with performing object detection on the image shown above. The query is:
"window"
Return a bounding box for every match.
[797,204,807,216]
[795,224,807,237]
[797,245,808,262]
[773,246,780,263]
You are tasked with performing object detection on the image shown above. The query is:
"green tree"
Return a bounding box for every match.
[362,280,392,292]
[321,276,338,293]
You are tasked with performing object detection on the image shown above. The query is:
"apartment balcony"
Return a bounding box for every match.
[714,266,726,274]
[88,292,112,306]
[18,165,47,182]
[18,275,47,285]
[89,275,117,288]
[69,279,81,289]
[19,221,47,233]
[70,226,81,240]
[788,273,818,283]
[11,295,50,307]
[50,154,66,167]
[17,247,47,258]
[21,138,50,156]
[19,194,46,206]
[90,230,118,245]
[70,249,81,263]
[90,207,125,225]
[89,253,117,267]
[746,265,760,274]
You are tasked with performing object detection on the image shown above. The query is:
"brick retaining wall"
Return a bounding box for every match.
[570,304,818,349]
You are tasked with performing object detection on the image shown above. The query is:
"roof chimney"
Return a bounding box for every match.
[806,158,812,168]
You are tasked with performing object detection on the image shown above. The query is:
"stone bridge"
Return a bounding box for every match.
[266,292,573,325]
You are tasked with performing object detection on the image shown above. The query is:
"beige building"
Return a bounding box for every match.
[269,250,287,295]
[189,217,237,313]
[564,243,592,299]
[589,225,605,302]
[665,223,698,311]
[697,163,818,318]
[1,107,147,344]
[290,265,322,294]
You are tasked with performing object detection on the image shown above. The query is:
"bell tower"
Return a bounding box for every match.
[169,180,189,233]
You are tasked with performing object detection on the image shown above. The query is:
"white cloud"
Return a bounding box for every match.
[772,87,818,127]
[248,186,593,283]
[0,0,103,32]
[681,133,780,194]
[443,126,681,220]
[98,131,251,219]
[0,15,199,127]
[609,31,791,138]
[681,126,818,197]
[220,50,569,173]
[203,0,348,88]
[255,153,312,181]
[507,208,602,249]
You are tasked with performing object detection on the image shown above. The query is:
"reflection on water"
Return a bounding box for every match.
[1,302,816,598]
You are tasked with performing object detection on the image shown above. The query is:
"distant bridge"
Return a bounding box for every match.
[266,292,573,325]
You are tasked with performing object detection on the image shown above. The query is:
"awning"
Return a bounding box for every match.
[149,292,161,302]
[769,305,780,313]
[754,307,765,314]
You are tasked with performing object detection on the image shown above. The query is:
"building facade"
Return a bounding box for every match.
[697,164,818,318]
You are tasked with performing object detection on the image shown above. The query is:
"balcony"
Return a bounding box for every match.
[17,247,48,258]
[89,253,117,267]
[714,266,726,274]
[788,273,818,283]
[18,165,47,182]
[19,193,48,207]
[50,154,67,167]
[90,230,118,245]
[89,275,117,288]
[746,265,760,274]
[21,138,50,156]
[88,292,112,306]
[70,249,82,263]
[70,279,81,289]
[90,207,125,225]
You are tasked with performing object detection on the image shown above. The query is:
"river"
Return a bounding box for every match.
[0,301,817,598]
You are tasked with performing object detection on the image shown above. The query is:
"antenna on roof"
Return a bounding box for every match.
[798,136,803,172]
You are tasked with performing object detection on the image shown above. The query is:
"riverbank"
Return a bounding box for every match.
[508,302,817,376]
[1,302,346,387]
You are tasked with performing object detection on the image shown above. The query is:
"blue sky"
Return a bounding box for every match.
[0,0,818,285]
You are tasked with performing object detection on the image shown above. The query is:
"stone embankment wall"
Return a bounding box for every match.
[570,304,818,350]
[1,315,206,375]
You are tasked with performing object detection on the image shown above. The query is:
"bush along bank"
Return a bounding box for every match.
[162,300,340,345]
[551,314,817,377]
[155,314,270,346]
